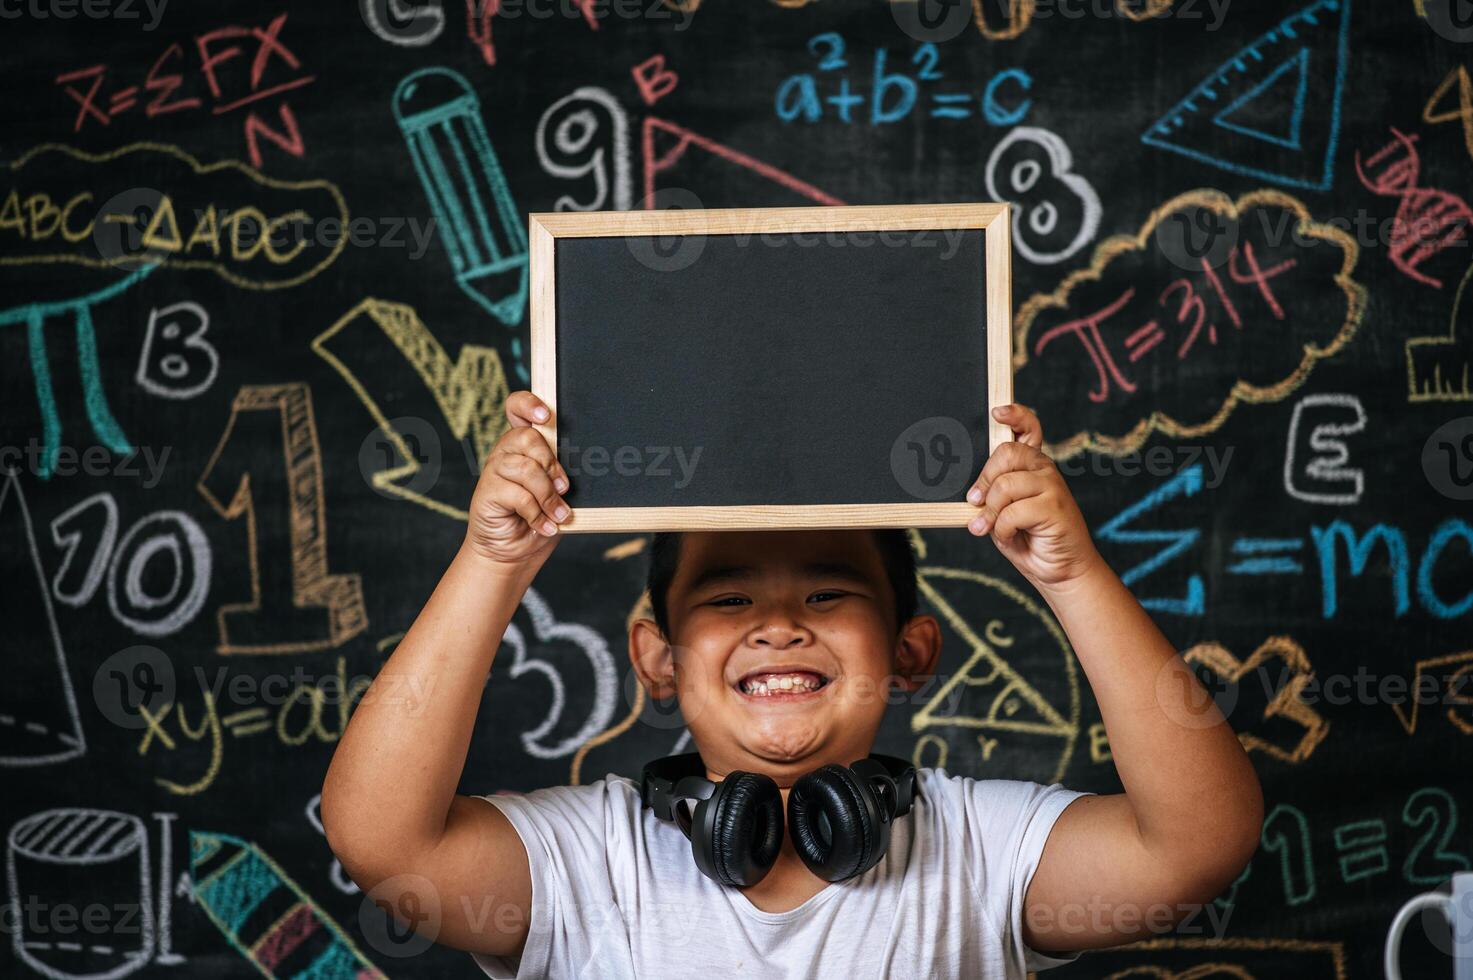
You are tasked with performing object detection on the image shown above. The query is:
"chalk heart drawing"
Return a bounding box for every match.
[1014,188,1367,460]
[498,587,618,760]
[0,141,349,290]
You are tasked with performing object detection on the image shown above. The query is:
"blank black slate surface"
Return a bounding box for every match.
[554,231,988,507]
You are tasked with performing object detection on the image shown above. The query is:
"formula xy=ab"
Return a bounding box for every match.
[776,34,1033,127]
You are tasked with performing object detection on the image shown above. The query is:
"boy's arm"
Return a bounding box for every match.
[967,405,1263,953]
[320,392,573,957]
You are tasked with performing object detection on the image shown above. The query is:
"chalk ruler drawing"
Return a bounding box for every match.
[1142,0,1351,191]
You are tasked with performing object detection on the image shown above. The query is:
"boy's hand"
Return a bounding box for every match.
[464,391,572,568]
[965,404,1102,590]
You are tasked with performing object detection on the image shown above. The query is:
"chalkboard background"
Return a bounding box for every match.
[3,1,1471,977]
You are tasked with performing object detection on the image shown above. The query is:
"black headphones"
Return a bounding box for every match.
[640,752,918,888]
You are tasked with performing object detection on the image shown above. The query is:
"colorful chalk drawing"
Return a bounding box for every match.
[1014,189,1366,459]
[0,264,155,479]
[1096,464,1206,616]
[135,657,370,796]
[499,587,619,760]
[312,297,512,521]
[135,301,219,400]
[984,126,1101,266]
[190,830,387,979]
[642,117,845,206]
[1407,260,1473,401]
[361,0,445,47]
[1424,65,1473,163]
[1355,127,1472,289]
[1182,636,1330,764]
[49,493,213,638]
[7,808,183,978]
[909,561,1080,784]
[0,473,86,767]
[536,87,633,212]
[393,67,529,335]
[1,142,349,289]
[1283,393,1366,505]
[51,14,317,169]
[1390,649,1473,735]
[198,384,368,654]
[1141,0,1351,192]
[775,36,1034,128]
[1233,786,1470,912]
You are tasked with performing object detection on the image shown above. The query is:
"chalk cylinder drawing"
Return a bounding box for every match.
[393,67,528,328]
[8,809,155,979]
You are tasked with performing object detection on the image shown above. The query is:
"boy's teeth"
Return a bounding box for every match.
[740,672,825,696]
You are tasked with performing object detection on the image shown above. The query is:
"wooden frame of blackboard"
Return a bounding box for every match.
[528,203,1012,532]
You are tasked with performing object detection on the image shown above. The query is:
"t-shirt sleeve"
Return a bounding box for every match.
[467,779,625,980]
[956,775,1092,973]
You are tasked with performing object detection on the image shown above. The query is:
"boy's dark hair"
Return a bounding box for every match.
[646,531,919,639]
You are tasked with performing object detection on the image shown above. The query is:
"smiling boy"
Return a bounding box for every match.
[322,392,1263,978]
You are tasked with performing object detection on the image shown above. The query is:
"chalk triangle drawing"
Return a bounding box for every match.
[1142,0,1351,191]
[641,117,845,207]
[1213,48,1310,150]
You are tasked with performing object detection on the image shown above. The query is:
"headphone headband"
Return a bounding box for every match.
[640,752,918,820]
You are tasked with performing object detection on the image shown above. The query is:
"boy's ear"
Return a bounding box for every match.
[629,618,678,700]
[892,614,942,692]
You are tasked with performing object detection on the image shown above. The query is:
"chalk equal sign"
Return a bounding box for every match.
[392,67,528,330]
[190,831,386,979]
[1226,537,1305,575]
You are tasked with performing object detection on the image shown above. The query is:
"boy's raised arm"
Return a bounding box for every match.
[320,391,573,957]
[967,405,1264,953]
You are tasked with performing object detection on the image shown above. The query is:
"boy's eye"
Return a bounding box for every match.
[708,596,750,607]
[808,591,846,603]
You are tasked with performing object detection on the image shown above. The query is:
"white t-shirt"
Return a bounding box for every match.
[471,767,1089,979]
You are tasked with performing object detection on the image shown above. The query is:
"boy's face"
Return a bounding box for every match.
[630,530,940,783]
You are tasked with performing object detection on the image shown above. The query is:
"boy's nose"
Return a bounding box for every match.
[748,622,812,649]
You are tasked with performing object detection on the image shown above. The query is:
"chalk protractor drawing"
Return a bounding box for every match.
[1141,0,1351,191]
[911,566,1080,784]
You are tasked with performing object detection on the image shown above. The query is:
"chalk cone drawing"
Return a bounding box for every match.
[0,473,86,766]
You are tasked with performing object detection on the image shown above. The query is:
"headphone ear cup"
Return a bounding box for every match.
[707,771,783,887]
[788,764,885,882]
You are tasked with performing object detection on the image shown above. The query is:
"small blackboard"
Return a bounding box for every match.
[530,204,1013,532]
